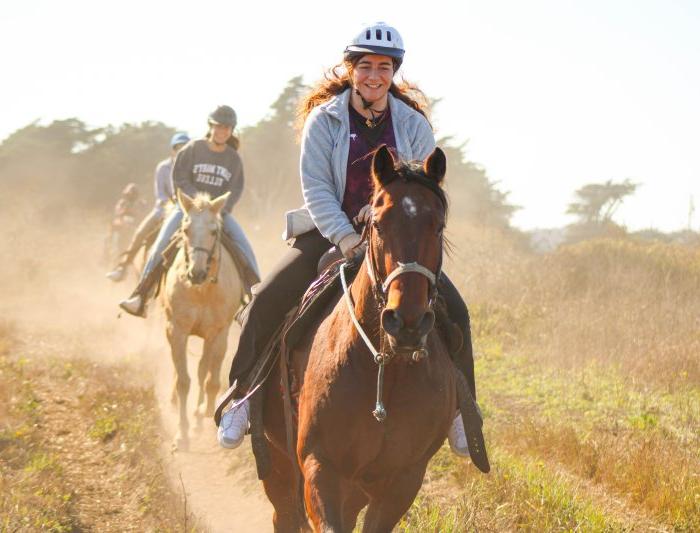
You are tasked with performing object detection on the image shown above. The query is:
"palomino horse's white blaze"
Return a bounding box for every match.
[162,191,243,451]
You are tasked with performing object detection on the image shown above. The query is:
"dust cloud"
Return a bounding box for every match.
[0,195,287,532]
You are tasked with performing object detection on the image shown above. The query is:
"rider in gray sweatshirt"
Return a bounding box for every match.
[119,106,260,317]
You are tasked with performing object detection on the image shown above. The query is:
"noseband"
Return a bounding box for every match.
[364,222,442,309]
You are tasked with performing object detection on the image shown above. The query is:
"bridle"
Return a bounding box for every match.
[339,182,446,422]
[363,220,442,311]
[181,222,222,283]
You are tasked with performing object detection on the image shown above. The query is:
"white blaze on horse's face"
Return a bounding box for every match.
[402,196,418,219]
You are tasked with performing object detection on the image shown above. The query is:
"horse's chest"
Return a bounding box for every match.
[305,360,453,473]
[165,286,235,332]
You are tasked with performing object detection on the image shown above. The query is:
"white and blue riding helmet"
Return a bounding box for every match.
[344,22,405,69]
[170,132,190,148]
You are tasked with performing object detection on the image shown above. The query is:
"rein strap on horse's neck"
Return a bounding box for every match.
[340,261,384,363]
[340,261,389,422]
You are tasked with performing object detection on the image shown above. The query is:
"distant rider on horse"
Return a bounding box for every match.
[218,22,480,458]
[106,132,191,282]
[119,106,260,317]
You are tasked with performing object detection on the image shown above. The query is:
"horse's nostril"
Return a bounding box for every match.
[417,310,435,336]
[381,309,403,336]
[189,270,206,284]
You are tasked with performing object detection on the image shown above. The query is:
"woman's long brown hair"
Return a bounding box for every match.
[297,58,431,130]
[205,130,240,150]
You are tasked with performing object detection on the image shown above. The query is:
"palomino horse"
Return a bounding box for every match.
[163,191,243,450]
[262,146,462,531]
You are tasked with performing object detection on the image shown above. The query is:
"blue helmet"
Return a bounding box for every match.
[170,132,190,147]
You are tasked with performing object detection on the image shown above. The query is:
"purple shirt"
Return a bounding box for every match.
[342,105,397,220]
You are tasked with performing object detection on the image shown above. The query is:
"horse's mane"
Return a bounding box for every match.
[191,192,215,210]
[374,160,449,217]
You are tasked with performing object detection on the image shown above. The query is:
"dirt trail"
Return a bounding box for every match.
[152,331,273,533]
[0,216,276,531]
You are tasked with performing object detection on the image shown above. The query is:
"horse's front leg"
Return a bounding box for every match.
[201,327,229,417]
[361,463,428,533]
[302,453,345,532]
[166,324,190,451]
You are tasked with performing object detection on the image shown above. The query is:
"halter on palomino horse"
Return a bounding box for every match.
[163,191,244,451]
[260,146,484,532]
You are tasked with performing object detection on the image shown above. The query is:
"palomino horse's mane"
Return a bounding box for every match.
[373,159,449,216]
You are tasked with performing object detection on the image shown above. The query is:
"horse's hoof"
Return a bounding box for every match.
[173,434,190,452]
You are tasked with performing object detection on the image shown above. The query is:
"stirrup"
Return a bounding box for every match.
[119,295,147,318]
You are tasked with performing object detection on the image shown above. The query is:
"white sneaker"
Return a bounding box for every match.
[119,295,146,317]
[447,413,470,457]
[217,399,250,449]
[106,265,126,282]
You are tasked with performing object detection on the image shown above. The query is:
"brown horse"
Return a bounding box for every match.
[262,146,461,532]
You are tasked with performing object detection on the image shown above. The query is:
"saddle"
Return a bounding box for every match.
[285,249,360,349]
[213,250,359,424]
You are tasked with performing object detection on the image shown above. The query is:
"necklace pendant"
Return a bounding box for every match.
[366,118,375,129]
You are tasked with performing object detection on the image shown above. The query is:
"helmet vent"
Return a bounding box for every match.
[387,31,392,41]
[375,29,382,40]
[366,29,371,40]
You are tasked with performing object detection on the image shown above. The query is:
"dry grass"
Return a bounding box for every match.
[452,231,700,386]
[409,225,700,531]
[0,324,203,532]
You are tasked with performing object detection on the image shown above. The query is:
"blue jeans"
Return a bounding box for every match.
[140,207,260,282]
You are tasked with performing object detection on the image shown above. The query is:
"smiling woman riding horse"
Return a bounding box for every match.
[220,21,480,456]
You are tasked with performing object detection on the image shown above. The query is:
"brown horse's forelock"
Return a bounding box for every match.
[375,161,449,218]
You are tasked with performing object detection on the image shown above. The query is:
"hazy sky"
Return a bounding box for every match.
[2,0,699,231]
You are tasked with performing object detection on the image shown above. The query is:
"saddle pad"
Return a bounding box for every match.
[283,258,360,350]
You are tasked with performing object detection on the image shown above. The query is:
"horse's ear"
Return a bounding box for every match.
[371,144,396,188]
[423,147,447,184]
[178,189,195,213]
[210,192,230,214]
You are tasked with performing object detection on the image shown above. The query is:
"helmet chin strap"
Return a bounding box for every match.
[354,88,387,128]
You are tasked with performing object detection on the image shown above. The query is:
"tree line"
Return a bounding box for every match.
[0,76,642,243]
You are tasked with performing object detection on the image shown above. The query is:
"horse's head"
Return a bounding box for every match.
[177,190,229,285]
[367,145,447,356]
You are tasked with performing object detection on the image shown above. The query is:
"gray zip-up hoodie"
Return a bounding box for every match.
[283,88,436,244]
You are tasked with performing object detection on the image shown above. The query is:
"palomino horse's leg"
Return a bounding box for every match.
[194,343,211,422]
[361,464,427,533]
[170,368,178,406]
[302,454,344,531]
[166,325,190,451]
[202,328,228,417]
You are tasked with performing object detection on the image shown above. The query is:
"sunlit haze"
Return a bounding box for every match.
[2,0,698,231]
